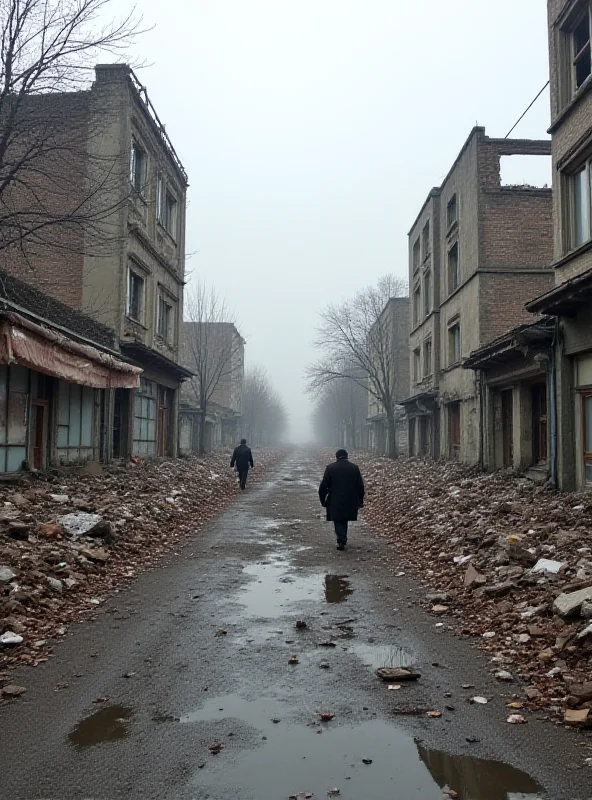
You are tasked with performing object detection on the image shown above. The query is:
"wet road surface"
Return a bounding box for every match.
[0,453,590,799]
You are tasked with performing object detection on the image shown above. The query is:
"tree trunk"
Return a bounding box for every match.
[198,409,207,456]
[386,409,398,460]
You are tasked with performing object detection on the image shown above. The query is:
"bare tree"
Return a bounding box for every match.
[183,282,244,455]
[307,274,408,459]
[241,366,288,446]
[312,370,368,450]
[0,0,142,262]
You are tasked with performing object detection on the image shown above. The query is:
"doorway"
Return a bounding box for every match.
[30,401,48,469]
[531,383,548,464]
[449,403,460,460]
[501,390,514,468]
[113,389,130,459]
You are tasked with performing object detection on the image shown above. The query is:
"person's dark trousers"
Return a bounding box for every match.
[239,470,248,490]
[334,520,348,547]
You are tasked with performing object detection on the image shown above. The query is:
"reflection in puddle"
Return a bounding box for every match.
[324,574,353,604]
[417,743,542,799]
[185,695,542,799]
[67,706,132,750]
[352,643,414,670]
[238,562,320,617]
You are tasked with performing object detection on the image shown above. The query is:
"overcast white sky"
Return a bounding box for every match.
[119,0,551,440]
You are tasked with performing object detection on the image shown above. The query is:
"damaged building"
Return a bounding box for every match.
[0,65,191,462]
[404,127,554,464]
[525,0,592,490]
[0,271,140,472]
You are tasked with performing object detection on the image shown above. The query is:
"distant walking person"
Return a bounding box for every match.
[231,438,254,490]
[318,449,365,551]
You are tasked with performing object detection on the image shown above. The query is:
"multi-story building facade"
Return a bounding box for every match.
[526,1,592,489]
[404,127,554,464]
[367,297,410,455]
[0,64,191,460]
[180,322,245,453]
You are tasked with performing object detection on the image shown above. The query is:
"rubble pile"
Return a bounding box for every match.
[357,454,592,723]
[0,451,281,682]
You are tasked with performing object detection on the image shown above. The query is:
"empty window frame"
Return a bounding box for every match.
[448,322,461,365]
[423,269,432,317]
[156,178,178,237]
[127,268,145,323]
[412,238,421,271]
[571,3,592,93]
[423,339,432,377]
[130,140,147,194]
[422,220,430,261]
[413,347,421,383]
[413,283,421,326]
[157,295,174,342]
[446,193,457,229]
[447,242,460,293]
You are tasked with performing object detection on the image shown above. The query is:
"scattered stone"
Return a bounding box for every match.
[376,668,420,682]
[507,714,527,724]
[553,586,592,618]
[564,709,591,727]
[0,566,16,583]
[495,671,513,682]
[1,684,26,696]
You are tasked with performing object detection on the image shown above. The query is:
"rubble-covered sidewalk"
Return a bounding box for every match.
[0,452,281,687]
[357,454,592,727]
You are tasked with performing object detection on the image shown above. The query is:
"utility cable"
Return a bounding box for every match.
[504,80,550,139]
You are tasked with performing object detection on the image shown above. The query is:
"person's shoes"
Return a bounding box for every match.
[336,543,345,551]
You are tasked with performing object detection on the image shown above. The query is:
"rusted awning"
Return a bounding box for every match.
[0,312,141,389]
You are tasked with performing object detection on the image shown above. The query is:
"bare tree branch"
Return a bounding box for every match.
[240,365,287,447]
[306,273,408,458]
[182,281,244,455]
[0,0,144,270]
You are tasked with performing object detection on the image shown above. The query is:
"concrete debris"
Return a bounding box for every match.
[553,586,592,617]
[0,451,280,676]
[356,454,592,724]
[531,558,566,575]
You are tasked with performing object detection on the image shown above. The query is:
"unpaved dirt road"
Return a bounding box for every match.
[0,453,590,799]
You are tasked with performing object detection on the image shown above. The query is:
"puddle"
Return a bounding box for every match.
[238,562,321,617]
[417,743,542,799]
[352,643,414,670]
[67,706,132,750]
[185,696,542,799]
[324,574,353,604]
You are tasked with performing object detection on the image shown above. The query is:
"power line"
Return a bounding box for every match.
[504,80,550,139]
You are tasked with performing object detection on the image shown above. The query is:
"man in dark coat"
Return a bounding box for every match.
[318,449,365,550]
[231,438,254,490]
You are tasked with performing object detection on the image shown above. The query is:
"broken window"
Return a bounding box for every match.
[127,268,145,323]
[423,269,432,317]
[156,177,178,238]
[423,339,432,377]
[412,238,420,271]
[413,284,421,326]
[447,242,460,294]
[448,323,461,365]
[446,194,457,229]
[130,140,146,194]
[500,155,552,188]
[157,295,174,342]
[573,5,592,91]
[422,220,430,260]
[133,378,157,457]
[413,348,421,383]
